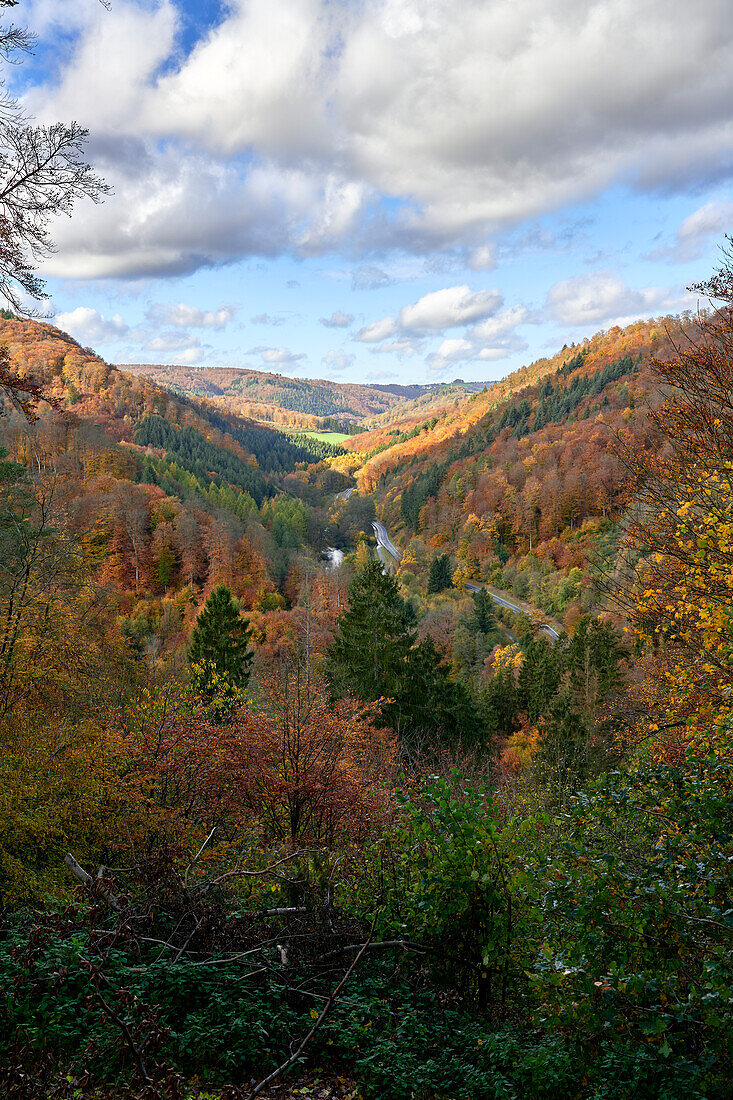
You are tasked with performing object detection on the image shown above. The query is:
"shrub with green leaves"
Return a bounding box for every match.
[531,752,733,1085]
[347,772,542,1011]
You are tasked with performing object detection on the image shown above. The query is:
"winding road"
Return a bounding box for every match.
[372,520,402,562]
[464,582,561,640]
[372,517,561,640]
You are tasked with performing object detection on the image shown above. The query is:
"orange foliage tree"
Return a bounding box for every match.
[234,666,394,846]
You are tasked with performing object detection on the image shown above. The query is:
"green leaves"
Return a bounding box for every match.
[188,584,253,718]
[533,753,733,1075]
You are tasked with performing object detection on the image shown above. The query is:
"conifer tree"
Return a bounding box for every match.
[188,585,253,711]
[567,615,627,718]
[326,559,413,703]
[327,561,483,746]
[389,635,483,746]
[427,553,453,594]
[517,634,565,724]
[469,588,496,634]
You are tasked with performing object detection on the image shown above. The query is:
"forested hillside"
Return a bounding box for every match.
[2,272,733,1100]
[123,362,407,427]
[340,316,695,628]
[0,317,367,654]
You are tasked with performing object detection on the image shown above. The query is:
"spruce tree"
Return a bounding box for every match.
[390,635,483,746]
[469,588,496,634]
[327,561,483,746]
[567,615,627,717]
[188,585,253,709]
[427,553,453,594]
[517,634,565,724]
[326,558,413,704]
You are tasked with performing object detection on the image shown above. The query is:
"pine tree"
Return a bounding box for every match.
[427,553,453,594]
[326,559,413,704]
[469,588,496,634]
[188,585,253,712]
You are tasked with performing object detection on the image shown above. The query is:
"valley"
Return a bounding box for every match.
[1,3,731,1096]
[2,287,733,1099]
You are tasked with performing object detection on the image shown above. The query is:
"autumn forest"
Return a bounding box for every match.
[0,253,732,1099]
[2,2,733,1098]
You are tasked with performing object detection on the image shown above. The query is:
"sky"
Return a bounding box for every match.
[9,0,733,385]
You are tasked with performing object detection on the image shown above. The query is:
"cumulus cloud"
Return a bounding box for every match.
[356,285,504,346]
[471,304,534,341]
[146,332,201,352]
[323,350,355,372]
[253,346,307,366]
[146,302,236,329]
[399,285,503,330]
[354,286,532,371]
[466,244,497,271]
[426,320,529,373]
[24,0,733,275]
[42,149,332,279]
[351,266,393,290]
[650,200,733,263]
[370,336,425,359]
[142,331,204,364]
[320,310,354,328]
[546,271,686,327]
[355,316,399,343]
[55,306,129,344]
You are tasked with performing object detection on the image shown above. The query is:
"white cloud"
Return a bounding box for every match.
[320,310,354,328]
[399,285,502,330]
[55,306,129,344]
[355,316,399,342]
[26,0,733,273]
[177,346,204,364]
[426,332,523,373]
[466,244,496,271]
[323,350,355,372]
[142,330,204,363]
[432,338,474,362]
[146,332,201,352]
[651,200,733,263]
[471,305,533,341]
[355,288,530,369]
[258,346,307,365]
[546,270,686,327]
[42,151,325,279]
[351,266,393,290]
[370,336,424,358]
[146,303,236,329]
[297,178,369,252]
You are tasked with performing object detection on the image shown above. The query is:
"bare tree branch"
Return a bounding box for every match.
[247,912,380,1100]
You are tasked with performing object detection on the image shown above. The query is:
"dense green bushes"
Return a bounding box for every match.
[2,757,730,1098]
[1,931,720,1099]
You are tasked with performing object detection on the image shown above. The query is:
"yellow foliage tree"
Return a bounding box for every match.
[617,244,733,760]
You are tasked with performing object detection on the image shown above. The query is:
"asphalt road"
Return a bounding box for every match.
[335,487,355,501]
[372,520,402,562]
[464,582,561,640]
[371,520,560,640]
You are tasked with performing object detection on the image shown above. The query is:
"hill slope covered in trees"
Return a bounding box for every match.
[343,315,697,627]
[121,361,411,428]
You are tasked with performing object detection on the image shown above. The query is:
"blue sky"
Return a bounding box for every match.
[10,0,733,385]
